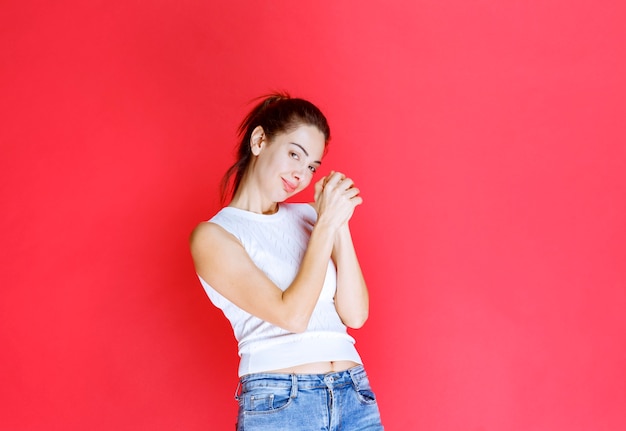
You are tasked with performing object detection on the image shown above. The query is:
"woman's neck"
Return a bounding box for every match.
[229,188,278,215]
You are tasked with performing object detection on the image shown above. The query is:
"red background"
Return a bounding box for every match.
[2,1,625,429]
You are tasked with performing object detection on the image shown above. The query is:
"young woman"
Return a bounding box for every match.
[190,93,384,430]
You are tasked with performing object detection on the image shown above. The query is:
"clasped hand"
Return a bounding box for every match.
[314,171,362,229]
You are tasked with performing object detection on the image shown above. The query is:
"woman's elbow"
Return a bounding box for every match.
[343,311,369,329]
[279,314,311,334]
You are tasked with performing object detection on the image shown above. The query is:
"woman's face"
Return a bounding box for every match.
[252,124,326,201]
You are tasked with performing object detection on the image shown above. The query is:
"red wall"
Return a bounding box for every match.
[1,1,625,429]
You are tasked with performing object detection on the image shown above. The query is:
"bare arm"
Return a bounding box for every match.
[190,219,335,333]
[332,224,369,328]
[315,172,369,328]
[190,173,359,333]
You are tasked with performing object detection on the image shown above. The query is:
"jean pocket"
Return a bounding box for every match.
[351,371,378,405]
[239,385,294,414]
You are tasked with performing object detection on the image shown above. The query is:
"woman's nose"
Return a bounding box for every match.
[292,168,306,182]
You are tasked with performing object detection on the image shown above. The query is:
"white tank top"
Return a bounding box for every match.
[197,203,362,376]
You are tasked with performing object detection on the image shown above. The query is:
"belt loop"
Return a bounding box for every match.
[348,366,359,391]
[234,379,242,401]
[290,374,298,399]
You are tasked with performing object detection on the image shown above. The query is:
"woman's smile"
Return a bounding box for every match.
[281,177,298,193]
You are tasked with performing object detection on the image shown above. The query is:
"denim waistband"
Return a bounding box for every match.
[235,365,367,399]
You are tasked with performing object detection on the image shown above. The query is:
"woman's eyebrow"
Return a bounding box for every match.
[290,143,321,165]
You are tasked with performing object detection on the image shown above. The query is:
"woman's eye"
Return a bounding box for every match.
[308,166,317,173]
[290,152,299,160]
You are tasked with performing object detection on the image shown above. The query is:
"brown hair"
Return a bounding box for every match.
[220,92,331,202]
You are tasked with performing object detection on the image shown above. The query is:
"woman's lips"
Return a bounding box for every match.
[282,178,297,193]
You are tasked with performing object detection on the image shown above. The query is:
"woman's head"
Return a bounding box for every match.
[221,92,330,201]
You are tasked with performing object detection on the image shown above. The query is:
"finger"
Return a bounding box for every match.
[314,177,325,199]
[324,171,344,188]
[345,187,360,198]
[340,177,354,191]
[324,171,335,186]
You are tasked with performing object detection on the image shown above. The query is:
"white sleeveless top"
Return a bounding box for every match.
[197,203,362,376]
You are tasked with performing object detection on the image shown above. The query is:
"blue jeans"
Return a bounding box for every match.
[235,365,384,430]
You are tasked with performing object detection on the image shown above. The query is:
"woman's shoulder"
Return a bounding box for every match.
[190,207,246,246]
[281,202,318,226]
[189,219,237,259]
[283,202,317,219]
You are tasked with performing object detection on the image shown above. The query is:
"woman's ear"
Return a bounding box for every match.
[250,126,266,156]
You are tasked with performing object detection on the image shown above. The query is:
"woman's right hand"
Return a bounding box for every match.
[314,171,363,230]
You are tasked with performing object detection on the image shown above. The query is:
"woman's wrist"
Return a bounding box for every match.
[314,212,341,233]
